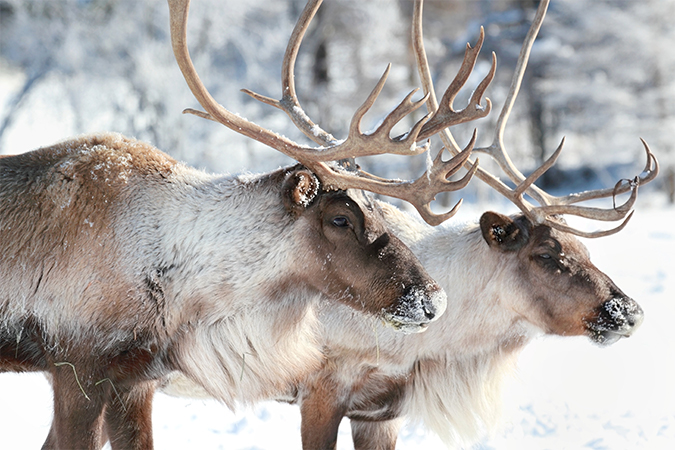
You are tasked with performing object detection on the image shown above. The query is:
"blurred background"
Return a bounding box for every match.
[1,1,674,449]
[0,0,670,210]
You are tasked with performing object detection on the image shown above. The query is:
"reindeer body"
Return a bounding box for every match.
[0,133,445,449]
[294,201,644,449]
[1,132,320,399]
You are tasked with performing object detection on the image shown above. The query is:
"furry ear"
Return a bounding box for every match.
[282,169,320,216]
[479,211,529,252]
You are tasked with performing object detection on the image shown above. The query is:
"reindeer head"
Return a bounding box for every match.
[282,167,446,332]
[411,0,656,342]
[480,211,643,345]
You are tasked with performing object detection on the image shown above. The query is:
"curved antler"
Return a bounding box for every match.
[170,0,483,225]
[237,0,491,225]
[414,27,495,141]
[169,0,431,162]
[413,0,658,237]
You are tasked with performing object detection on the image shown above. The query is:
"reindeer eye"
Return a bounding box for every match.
[538,254,552,260]
[332,216,350,228]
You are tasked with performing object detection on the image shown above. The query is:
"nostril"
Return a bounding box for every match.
[423,304,435,321]
[630,307,645,329]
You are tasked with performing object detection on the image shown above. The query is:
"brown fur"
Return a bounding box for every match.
[0,133,446,449]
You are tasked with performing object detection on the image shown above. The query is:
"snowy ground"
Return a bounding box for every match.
[1,202,673,450]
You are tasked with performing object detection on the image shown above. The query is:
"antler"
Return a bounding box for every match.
[167,0,490,225]
[414,27,496,141]
[413,0,658,237]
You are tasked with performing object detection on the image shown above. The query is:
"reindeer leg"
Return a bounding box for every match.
[299,377,347,450]
[43,364,107,450]
[103,380,156,450]
[43,420,108,450]
[41,423,57,450]
[350,418,403,450]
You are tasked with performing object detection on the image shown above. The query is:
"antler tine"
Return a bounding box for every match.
[242,0,435,158]
[318,137,479,227]
[241,0,337,146]
[533,140,659,223]
[415,27,496,141]
[543,211,635,239]
[346,66,431,154]
[550,139,659,205]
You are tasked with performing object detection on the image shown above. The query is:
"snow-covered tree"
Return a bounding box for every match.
[0,0,670,203]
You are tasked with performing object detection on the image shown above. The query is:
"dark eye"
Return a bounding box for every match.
[332,216,350,228]
[535,252,567,273]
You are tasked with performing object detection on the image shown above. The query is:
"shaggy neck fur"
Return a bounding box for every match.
[403,224,536,445]
[124,166,323,408]
[0,133,323,410]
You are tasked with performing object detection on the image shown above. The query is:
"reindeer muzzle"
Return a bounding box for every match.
[381,284,447,334]
[586,297,644,346]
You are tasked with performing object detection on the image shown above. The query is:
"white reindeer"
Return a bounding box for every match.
[291,0,659,447]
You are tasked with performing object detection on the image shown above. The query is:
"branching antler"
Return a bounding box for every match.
[168,0,490,225]
[239,0,495,225]
[412,0,658,237]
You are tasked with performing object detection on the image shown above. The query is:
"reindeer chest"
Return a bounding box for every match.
[342,368,410,422]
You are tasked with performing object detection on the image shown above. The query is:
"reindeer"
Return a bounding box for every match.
[0,0,497,448]
[291,1,659,448]
[163,1,658,449]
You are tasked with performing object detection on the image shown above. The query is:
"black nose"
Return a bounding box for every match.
[397,284,447,324]
[600,297,644,333]
[587,297,644,345]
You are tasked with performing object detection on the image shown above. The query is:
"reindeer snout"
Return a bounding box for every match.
[587,297,644,345]
[382,284,447,334]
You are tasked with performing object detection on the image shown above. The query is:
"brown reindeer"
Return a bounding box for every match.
[0,0,497,448]
[162,0,658,448]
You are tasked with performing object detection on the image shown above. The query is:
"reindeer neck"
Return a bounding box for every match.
[397,221,530,357]
[400,222,537,446]
[324,205,534,368]
[139,167,323,405]
[123,166,302,322]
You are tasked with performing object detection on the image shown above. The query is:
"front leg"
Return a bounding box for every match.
[43,364,107,450]
[299,376,348,450]
[350,418,403,450]
[104,380,157,450]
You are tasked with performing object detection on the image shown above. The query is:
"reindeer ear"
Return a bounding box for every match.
[479,211,529,252]
[282,169,321,216]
